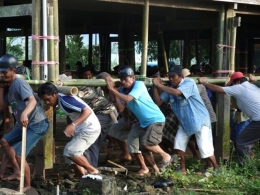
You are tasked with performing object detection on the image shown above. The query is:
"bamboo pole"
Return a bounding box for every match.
[53,0,59,80]
[229,10,237,71]
[19,126,27,194]
[48,6,55,81]
[140,0,149,78]
[215,4,225,75]
[158,31,169,73]
[31,0,41,80]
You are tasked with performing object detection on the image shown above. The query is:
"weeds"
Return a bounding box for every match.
[160,147,260,194]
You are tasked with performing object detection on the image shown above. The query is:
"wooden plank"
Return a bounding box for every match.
[0,4,32,18]
[214,0,260,6]
[214,94,231,162]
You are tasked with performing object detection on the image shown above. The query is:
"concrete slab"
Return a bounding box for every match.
[78,174,117,195]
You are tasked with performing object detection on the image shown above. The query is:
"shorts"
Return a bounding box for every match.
[3,118,49,157]
[231,120,250,142]
[174,125,214,158]
[109,118,142,154]
[64,129,100,164]
[140,122,165,146]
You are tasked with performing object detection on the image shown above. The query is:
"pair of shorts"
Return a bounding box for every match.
[174,125,214,158]
[140,122,165,146]
[109,118,142,153]
[3,118,49,157]
[64,129,100,164]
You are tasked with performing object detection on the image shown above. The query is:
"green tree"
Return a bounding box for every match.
[6,37,24,60]
[65,35,88,69]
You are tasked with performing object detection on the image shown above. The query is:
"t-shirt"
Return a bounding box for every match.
[223,81,260,121]
[58,93,101,133]
[120,81,165,128]
[6,77,46,125]
[197,84,217,123]
[160,78,211,136]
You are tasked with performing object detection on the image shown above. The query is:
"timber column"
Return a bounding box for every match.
[214,4,231,163]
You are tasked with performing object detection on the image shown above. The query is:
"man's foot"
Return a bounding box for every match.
[4,173,20,181]
[135,168,149,176]
[88,169,100,174]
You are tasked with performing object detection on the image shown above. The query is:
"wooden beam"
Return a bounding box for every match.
[214,0,260,6]
[95,0,221,11]
[0,4,32,17]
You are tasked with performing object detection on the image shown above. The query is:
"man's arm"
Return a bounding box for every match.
[105,76,134,103]
[152,86,164,106]
[197,77,226,94]
[152,77,183,96]
[20,95,37,127]
[115,96,125,113]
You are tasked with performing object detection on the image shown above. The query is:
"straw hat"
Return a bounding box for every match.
[182,68,191,77]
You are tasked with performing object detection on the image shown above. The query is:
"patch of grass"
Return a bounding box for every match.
[160,146,260,194]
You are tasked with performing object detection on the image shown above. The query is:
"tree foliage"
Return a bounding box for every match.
[6,37,24,60]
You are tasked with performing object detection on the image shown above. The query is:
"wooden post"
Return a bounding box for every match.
[215,4,225,74]
[53,0,59,80]
[118,18,126,67]
[32,0,41,80]
[183,31,190,68]
[228,9,237,71]
[88,33,93,66]
[215,94,230,162]
[158,31,169,73]
[48,5,55,81]
[140,0,149,78]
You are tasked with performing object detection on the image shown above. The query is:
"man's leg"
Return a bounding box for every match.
[133,153,149,175]
[71,164,85,179]
[15,155,31,192]
[174,126,190,174]
[195,126,219,171]
[236,121,260,166]
[108,119,132,161]
[0,138,20,180]
[68,156,99,174]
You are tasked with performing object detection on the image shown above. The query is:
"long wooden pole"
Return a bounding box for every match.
[158,31,169,73]
[140,0,149,78]
[48,5,55,81]
[53,0,59,81]
[31,0,41,80]
[19,126,27,193]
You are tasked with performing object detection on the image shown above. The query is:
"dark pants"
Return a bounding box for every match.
[236,121,260,166]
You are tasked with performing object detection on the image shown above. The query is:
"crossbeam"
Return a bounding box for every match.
[0,4,32,18]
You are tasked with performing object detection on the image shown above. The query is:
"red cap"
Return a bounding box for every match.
[229,72,245,85]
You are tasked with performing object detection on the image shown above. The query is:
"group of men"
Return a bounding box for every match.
[0,53,260,193]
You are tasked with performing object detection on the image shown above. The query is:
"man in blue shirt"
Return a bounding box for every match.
[153,65,219,174]
[105,66,172,175]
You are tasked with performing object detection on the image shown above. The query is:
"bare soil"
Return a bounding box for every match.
[0,117,178,195]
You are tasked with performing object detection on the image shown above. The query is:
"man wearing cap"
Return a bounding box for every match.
[198,72,260,166]
[153,65,219,174]
[0,54,49,192]
[105,66,172,175]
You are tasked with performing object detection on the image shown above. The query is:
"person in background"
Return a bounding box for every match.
[0,54,49,192]
[38,82,101,178]
[153,65,219,175]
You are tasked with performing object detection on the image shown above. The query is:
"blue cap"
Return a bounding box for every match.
[168,65,182,75]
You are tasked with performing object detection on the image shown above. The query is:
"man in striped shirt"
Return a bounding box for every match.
[38,82,101,175]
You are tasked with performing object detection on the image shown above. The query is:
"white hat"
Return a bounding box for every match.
[182,68,190,77]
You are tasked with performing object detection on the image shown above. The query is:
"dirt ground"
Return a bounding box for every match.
[0,117,181,195]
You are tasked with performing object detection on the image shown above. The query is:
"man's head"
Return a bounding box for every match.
[38,82,59,107]
[167,65,183,87]
[147,66,160,78]
[0,54,17,83]
[81,65,95,79]
[229,72,247,86]
[118,66,135,89]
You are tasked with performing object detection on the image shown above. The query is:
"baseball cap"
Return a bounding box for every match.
[0,54,18,72]
[182,68,191,77]
[168,65,182,75]
[229,72,245,85]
